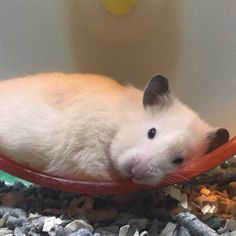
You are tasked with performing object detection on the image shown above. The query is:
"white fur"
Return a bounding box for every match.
[0,73,212,184]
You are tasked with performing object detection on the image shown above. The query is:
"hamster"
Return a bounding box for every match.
[0,73,229,185]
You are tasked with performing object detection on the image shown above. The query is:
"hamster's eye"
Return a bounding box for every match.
[172,156,184,165]
[148,128,156,139]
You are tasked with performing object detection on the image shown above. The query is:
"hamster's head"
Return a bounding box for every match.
[110,75,229,185]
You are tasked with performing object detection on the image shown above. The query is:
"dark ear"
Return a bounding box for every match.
[143,75,172,108]
[206,128,229,154]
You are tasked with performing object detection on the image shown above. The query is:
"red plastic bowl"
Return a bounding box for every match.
[0,137,236,195]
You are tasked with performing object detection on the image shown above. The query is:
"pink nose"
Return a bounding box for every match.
[130,156,147,178]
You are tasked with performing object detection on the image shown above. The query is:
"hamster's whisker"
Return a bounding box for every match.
[161,175,179,184]
[169,172,193,184]
[182,165,206,171]
[160,175,173,183]
[161,178,174,185]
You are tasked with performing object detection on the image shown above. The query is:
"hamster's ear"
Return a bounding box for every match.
[205,128,229,154]
[143,75,172,108]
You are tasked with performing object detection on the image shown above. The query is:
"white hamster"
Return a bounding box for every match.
[0,73,229,185]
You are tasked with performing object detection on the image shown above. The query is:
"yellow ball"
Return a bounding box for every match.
[101,0,137,16]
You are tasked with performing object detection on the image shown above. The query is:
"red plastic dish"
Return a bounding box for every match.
[0,137,236,195]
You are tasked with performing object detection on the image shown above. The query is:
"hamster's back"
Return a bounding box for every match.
[0,73,125,106]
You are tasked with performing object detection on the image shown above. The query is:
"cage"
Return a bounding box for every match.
[0,1,236,235]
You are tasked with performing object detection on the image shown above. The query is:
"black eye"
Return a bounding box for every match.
[172,156,184,165]
[148,128,156,139]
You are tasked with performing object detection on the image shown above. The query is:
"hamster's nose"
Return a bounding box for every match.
[130,156,147,178]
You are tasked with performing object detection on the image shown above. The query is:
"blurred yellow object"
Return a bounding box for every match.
[101,0,136,16]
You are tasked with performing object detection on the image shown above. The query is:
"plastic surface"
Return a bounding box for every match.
[0,137,236,195]
[101,0,137,16]
[0,170,31,186]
